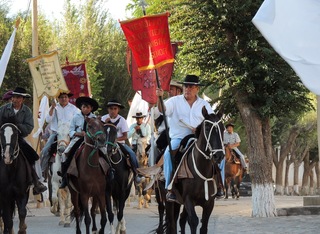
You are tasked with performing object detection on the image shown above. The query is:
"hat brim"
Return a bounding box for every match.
[107,102,125,109]
[177,81,206,86]
[11,92,31,98]
[76,97,99,112]
[132,115,146,118]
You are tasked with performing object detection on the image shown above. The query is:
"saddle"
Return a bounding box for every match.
[67,143,110,177]
[230,149,241,165]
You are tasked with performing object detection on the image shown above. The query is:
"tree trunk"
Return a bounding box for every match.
[235,91,276,217]
[315,162,320,194]
[275,160,284,195]
[284,159,294,195]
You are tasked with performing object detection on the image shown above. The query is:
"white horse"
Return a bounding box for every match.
[50,122,72,227]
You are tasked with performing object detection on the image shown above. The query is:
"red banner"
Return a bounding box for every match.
[120,12,174,71]
[128,43,178,104]
[61,62,90,104]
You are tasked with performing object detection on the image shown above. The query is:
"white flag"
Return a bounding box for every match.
[0,27,17,87]
[252,0,320,95]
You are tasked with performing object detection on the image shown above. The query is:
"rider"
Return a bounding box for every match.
[156,75,224,202]
[40,92,79,175]
[0,87,47,195]
[101,99,145,184]
[223,123,248,171]
[59,96,99,188]
[128,112,151,153]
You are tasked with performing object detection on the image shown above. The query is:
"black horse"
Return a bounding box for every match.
[0,123,31,234]
[104,123,133,234]
[160,107,225,234]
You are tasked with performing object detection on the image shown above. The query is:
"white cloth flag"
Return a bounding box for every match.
[252,0,320,95]
[33,96,49,138]
[0,27,17,87]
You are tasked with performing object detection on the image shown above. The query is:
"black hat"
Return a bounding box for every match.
[12,87,31,98]
[58,92,73,98]
[177,75,205,86]
[106,99,125,109]
[225,123,235,128]
[76,96,99,112]
[132,112,146,118]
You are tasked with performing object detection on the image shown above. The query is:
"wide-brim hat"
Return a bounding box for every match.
[2,90,13,101]
[170,80,183,90]
[177,75,205,86]
[58,91,73,98]
[12,87,31,98]
[225,123,235,128]
[132,112,146,118]
[106,99,125,109]
[76,96,99,112]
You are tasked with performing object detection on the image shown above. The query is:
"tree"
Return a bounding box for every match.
[134,0,314,217]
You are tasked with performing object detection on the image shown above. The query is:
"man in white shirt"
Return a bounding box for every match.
[223,123,247,170]
[156,75,224,202]
[40,92,79,174]
[128,112,151,153]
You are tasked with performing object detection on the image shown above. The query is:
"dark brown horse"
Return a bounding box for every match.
[104,123,133,234]
[68,118,107,234]
[163,107,225,234]
[224,146,244,199]
[0,123,30,234]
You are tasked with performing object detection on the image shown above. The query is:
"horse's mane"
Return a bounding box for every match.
[194,122,202,138]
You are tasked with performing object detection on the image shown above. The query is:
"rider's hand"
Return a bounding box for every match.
[134,125,140,130]
[156,88,164,97]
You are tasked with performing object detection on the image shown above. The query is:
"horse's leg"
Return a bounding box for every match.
[224,179,229,199]
[116,195,126,234]
[199,201,214,234]
[184,197,199,234]
[97,194,107,234]
[64,188,72,227]
[90,197,98,233]
[179,207,188,234]
[165,202,178,234]
[106,193,115,234]
[79,194,91,234]
[16,195,28,234]
[155,185,165,233]
[70,189,81,234]
[57,188,65,225]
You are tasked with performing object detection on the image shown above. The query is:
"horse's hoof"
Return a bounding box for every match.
[59,221,64,226]
[64,223,71,227]
[120,230,126,234]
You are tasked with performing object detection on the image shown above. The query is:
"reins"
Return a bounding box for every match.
[0,123,21,161]
[84,127,105,168]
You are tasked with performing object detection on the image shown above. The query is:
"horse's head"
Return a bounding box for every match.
[85,117,106,148]
[0,123,20,164]
[195,106,225,163]
[57,122,70,154]
[103,123,118,153]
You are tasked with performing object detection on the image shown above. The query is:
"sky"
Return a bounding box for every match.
[8,0,132,21]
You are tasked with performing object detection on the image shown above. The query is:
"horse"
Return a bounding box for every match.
[104,123,133,234]
[161,107,225,234]
[224,146,244,199]
[68,117,107,234]
[0,123,31,234]
[135,137,152,209]
[49,121,72,227]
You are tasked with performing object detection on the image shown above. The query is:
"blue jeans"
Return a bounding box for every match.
[219,158,225,186]
[122,143,139,169]
[164,138,182,189]
[40,132,57,173]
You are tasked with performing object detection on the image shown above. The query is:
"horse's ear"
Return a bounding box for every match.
[202,106,209,118]
[215,104,224,119]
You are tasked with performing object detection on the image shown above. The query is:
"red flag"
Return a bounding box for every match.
[120,12,174,71]
[61,61,90,104]
[128,43,178,104]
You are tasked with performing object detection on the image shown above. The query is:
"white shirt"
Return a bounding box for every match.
[165,95,213,139]
[46,103,80,133]
[223,131,241,145]
[128,122,151,144]
[101,114,129,144]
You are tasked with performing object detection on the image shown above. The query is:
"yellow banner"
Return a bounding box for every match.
[27,51,69,98]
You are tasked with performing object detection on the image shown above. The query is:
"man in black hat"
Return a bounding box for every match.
[59,96,99,188]
[224,123,247,170]
[101,99,145,184]
[156,75,224,202]
[40,92,79,175]
[0,87,47,195]
[128,112,151,154]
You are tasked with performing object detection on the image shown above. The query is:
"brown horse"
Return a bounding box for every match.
[163,107,225,234]
[224,146,244,199]
[68,118,107,234]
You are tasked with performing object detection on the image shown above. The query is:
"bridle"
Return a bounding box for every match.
[0,123,21,161]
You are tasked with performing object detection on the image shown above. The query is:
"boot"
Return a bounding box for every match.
[214,163,225,199]
[32,167,47,195]
[215,184,225,199]
[126,154,145,184]
[59,161,69,189]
